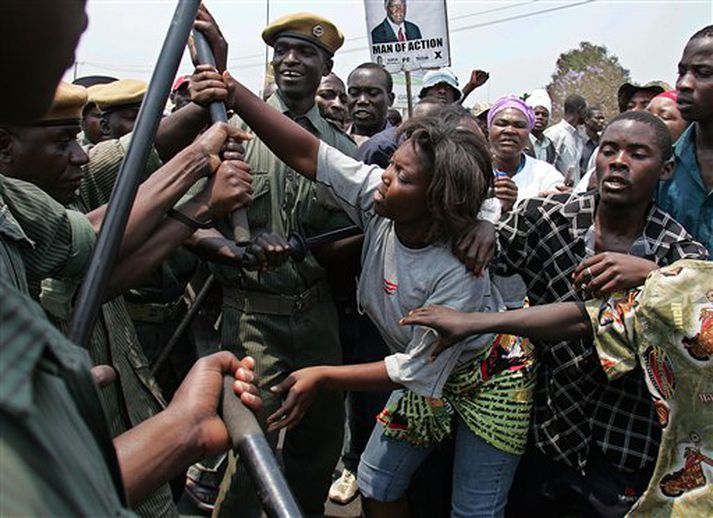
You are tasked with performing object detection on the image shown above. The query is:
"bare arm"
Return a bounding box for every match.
[401,303,591,359]
[106,159,253,299]
[266,362,397,432]
[154,103,210,161]
[221,71,320,180]
[85,122,249,263]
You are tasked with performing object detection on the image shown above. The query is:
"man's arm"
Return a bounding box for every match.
[190,68,320,180]
[114,352,260,506]
[459,69,489,105]
[401,302,591,359]
[85,122,250,263]
[105,159,253,300]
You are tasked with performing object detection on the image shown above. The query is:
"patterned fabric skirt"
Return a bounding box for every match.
[377,333,537,455]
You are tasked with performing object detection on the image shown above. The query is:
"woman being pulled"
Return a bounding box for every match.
[214,70,536,518]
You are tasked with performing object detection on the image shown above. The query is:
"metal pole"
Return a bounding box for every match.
[191,29,251,243]
[150,274,215,377]
[69,0,202,348]
[222,377,303,518]
[192,28,302,518]
[405,71,413,117]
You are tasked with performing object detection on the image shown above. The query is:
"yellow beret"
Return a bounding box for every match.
[92,79,147,112]
[36,81,88,125]
[262,12,344,56]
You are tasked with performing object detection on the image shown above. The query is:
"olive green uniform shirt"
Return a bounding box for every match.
[215,92,357,296]
[0,178,131,515]
[214,94,357,517]
[0,276,134,517]
[38,135,176,517]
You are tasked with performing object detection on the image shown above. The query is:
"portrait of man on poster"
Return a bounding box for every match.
[371,0,422,43]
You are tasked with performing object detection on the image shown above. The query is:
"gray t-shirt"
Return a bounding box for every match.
[316,142,498,398]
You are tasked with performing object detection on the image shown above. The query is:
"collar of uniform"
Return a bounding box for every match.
[267,91,323,134]
[0,179,35,249]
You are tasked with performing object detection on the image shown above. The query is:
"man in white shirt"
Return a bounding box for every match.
[544,94,587,183]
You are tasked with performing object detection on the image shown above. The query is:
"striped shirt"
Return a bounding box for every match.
[0,275,133,517]
[39,134,175,518]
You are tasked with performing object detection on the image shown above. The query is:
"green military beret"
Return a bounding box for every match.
[32,81,88,126]
[262,12,344,56]
[92,79,147,113]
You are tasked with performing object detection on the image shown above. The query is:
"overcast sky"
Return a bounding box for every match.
[66,0,712,108]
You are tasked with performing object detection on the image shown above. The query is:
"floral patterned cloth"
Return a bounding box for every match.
[377,332,537,455]
[586,259,713,517]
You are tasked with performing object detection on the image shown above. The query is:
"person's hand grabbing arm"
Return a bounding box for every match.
[572,252,658,298]
[453,221,496,276]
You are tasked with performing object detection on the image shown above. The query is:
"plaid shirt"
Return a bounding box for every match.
[496,192,708,472]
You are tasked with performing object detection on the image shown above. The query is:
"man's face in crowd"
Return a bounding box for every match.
[386,0,406,24]
[0,125,89,204]
[489,108,530,161]
[585,109,606,134]
[316,74,348,130]
[626,91,657,112]
[676,36,713,122]
[347,68,394,136]
[423,83,458,104]
[647,97,689,142]
[272,36,330,102]
[102,106,140,139]
[0,1,88,124]
[171,86,191,112]
[595,119,670,208]
[532,106,550,132]
[81,103,106,145]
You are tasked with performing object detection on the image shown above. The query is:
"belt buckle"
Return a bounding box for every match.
[294,288,314,313]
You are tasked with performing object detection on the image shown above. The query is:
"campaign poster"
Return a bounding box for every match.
[364,0,451,73]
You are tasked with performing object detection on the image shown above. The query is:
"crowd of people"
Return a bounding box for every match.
[0,1,711,517]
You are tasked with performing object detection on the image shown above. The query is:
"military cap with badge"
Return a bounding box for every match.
[262,12,345,55]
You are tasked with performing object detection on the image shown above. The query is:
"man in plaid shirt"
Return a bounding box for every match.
[458,110,707,516]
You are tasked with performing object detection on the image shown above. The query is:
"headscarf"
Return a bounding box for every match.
[525,88,552,113]
[654,90,678,102]
[487,95,536,130]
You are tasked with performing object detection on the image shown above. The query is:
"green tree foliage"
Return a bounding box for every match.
[545,42,630,122]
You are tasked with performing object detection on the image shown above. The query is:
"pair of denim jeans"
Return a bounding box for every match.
[357,390,521,518]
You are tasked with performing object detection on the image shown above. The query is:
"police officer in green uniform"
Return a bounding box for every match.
[0,3,264,515]
[0,79,256,516]
[189,13,358,518]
